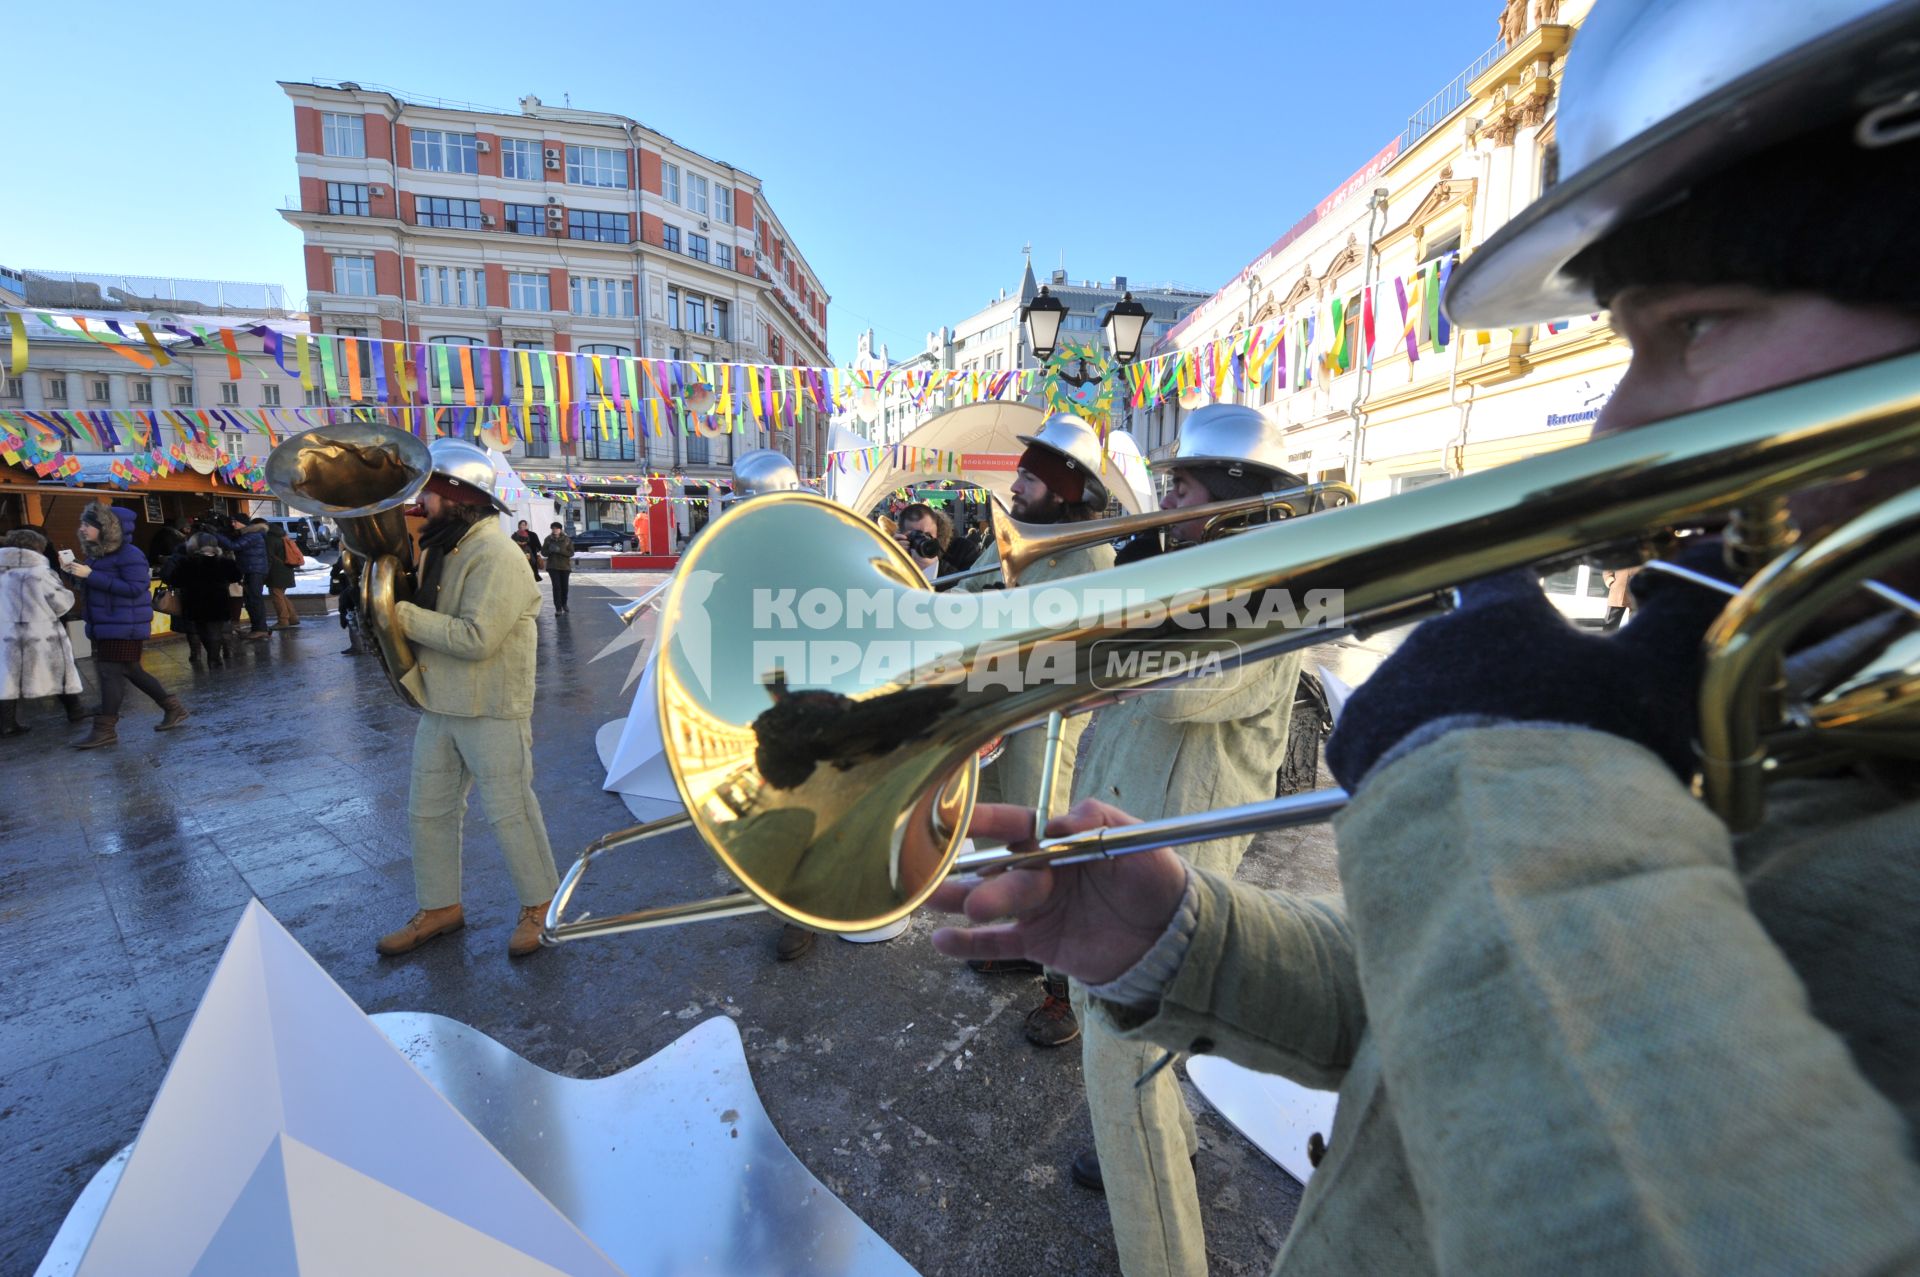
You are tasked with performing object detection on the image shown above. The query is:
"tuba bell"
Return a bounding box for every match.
[266,419,433,708]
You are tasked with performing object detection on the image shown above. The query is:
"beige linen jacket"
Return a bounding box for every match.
[394,519,541,719]
[1072,650,1301,874]
[956,536,1114,810]
[1104,726,1920,1274]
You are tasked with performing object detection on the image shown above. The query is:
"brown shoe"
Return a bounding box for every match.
[71,715,119,750]
[155,696,191,731]
[1024,974,1080,1048]
[775,922,816,962]
[376,904,465,956]
[508,902,550,958]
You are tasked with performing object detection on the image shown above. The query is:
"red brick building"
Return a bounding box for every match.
[280,82,831,537]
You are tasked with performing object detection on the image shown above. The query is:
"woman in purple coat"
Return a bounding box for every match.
[67,503,190,748]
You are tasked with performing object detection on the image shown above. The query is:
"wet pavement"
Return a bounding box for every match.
[0,573,1362,1276]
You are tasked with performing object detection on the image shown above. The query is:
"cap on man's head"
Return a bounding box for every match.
[1017,445,1086,504]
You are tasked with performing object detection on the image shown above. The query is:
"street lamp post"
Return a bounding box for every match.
[1019,286,1067,364]
[1100,291,1152,366]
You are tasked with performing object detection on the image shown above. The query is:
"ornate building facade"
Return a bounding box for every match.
[1117,0,1624,620]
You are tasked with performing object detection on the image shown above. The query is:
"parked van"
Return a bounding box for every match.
[262,516,336,555]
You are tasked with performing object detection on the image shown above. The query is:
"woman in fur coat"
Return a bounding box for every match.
[0,528,86,736]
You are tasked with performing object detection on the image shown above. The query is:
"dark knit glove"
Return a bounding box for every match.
[1325,544,1735,791]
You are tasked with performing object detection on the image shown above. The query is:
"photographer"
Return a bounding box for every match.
[895,502,963,586]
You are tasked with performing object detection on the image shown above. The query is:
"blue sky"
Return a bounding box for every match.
[3,2,1500,364]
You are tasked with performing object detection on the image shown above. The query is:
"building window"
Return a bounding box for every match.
[666,287,680,330]
[566,144,627,188]
[304,386,325,407]
[219,382,240,405]
[173,382,193,406]
[132,379,152,403]
[508,272,550,311]
[504,203,544,236]
[411,129,478,174]
[2,376,20,398]
[417,264,487,308]
[46,377,67,401]
[662,224,679,254]
[685,435,710,465]
[502,138,542,181]
[261,384,281,407]
[568,209,630,243]
[332,255,376,296]
[716,186,733,224]
[325,181,370,216]
[579,344,635,461]
[430,336,482,392]
[321,112,365,158]
[687,233,708,263]
[88,378,111,402]
[716,243,734,271]
[713,301,730,341]
[415,195,482,229]
[688,173,709,215]
[683,294,706,335]
[1419,230,1463,267]
[662,162,680,204]
[570,276,635,317]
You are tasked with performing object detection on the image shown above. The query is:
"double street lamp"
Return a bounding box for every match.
[1019,285,1153,367]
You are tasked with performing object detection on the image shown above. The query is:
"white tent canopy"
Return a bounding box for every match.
[828,404,1153,517]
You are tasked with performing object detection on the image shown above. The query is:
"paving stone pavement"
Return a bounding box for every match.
[0,572,1360,1276]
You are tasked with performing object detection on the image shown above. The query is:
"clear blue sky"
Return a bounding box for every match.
[2,2,1499,364]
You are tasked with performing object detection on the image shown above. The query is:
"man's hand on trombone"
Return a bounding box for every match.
[926,800,1188,987]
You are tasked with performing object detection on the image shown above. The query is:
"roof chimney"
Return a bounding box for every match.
[1113,275,1127,291]
[1050,269,1067,285]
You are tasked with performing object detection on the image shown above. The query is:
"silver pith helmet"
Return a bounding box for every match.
[1153,404,1304,489]
[1015,412,1111,507]
[426,437,513,516]
[730,448,805,501]
[1446,0,1920,328]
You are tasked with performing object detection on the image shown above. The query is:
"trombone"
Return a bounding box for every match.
[931,480,1356,589]
[545,353,1920,946]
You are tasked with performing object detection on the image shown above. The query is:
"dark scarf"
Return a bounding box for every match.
[413,516,473,612]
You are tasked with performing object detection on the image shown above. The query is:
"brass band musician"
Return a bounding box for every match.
[932,1,1920,1269]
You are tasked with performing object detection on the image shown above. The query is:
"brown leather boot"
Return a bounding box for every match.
[508,902,551,958]
[71,715,119,750]
[376,904,465,956]
[155,696,191,732]
[1024,973,1081,1048]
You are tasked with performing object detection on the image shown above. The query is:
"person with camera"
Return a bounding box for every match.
[953,413,1117,1047]
[895,502,962,585]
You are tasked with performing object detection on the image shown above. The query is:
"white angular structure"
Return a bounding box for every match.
[73,903,621,1276]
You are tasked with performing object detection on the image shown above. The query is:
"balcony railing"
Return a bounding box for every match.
[1399,35,1509,150]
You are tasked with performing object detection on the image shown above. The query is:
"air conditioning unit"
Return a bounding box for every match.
[698,220,709,230]
[369,185,386,197]
[543,147,561,160]
[481,214,497,227]
[545,156,562,170]
[475,139,491,153]
[546,195,561,205]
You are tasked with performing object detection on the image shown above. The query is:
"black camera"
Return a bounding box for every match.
[904,529,942,561]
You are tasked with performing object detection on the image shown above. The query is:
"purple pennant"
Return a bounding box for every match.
[480,349,496,407]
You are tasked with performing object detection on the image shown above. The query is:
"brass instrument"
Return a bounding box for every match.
[614,578,671,627]
[931,480,1357,589]
[546,353,1920,945]
[265,420,433,708]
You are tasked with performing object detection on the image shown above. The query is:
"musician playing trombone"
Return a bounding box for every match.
[954,414,1117,1047]
[1065,404,1309,1275]
[932,1,1920,1269]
